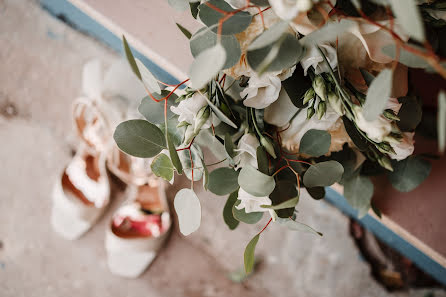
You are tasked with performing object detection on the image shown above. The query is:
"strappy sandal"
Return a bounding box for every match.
[105,178,171,278]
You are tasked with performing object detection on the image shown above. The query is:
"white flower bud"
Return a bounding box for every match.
[313,75,327,101]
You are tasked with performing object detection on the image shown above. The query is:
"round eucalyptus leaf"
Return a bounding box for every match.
[247,33,303,73]
[344,174,373,218]
[238,165,276,197]
[113,119,166,158]
[248,20,290,51]
[208,167,240,196]
[303,161,344,188]
[150,153,174,181]
[174,188,201,236]
[299,129,331,157]
[198,0,252,35]
[138,91,177,125]
[189,43,226,89]
[306,187,325,200]
[190,28,241,69]
[232,200,264,224]
[168,0,189,11]
[397,96,422,132]
[363,68,393,121]
[388,156,431,192]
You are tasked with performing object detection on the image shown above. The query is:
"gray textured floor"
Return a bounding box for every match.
[0,1,445,296]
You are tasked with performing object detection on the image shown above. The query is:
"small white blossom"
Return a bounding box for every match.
[234,133,260,169]
[390,132,415,161]
[353,106,392,143]
[170,92,212,129]
[301,43,337,75]
[270,0,314,20]
[281,106,340,152]
[236,188,272,213]
[241,73,282,109]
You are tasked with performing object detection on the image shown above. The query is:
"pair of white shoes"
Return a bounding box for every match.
[51,60,171,278]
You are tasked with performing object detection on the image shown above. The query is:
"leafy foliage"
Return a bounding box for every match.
[174,189,202,236]
[299,129,331,157]
[113,120,166,158]
[388,156,431,192]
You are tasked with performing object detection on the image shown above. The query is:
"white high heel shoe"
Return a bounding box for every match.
[51,144,110,240]
[51,59,146,240]
[51,95,111,240]
[105,179,171,278]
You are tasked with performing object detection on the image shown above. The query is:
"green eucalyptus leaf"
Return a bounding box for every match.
[189,44,226,89]
[198,0,252,35]
[250,0,269,5]
[244,233,260,274]
[151,153,174,181]
[168,0,189,11]
[438,91,446,153]
[203,93,238,128]
[388,156,431,192]
[208,167,240,195]
[343,116,368,151]
[190,27,241,69]
[248,20,290,51]
[114,119,166,158]
[307,187,326,200]
[232,200,264,224]
[363,68,393,121]
[176,23,192,39]
[138,91,177,124]
[238,165,276,197]
[303,161,344,188]
[122,36,141,80]
[174,188,201,235]
[268,179,298,218]
[135,58,161,94]
[382,44,429,68]
[388,0,425,42]
[247,33,304,73]
[276,218,323,236]
[223,191,240,230]
[256,146,269,175]
[168,132,183,174]
[299,129,331,157]
[224,133,236,158]
[397,96,422,132]
[203,162,210,190]
[344,174,373,218]
[300,19,355,46]
[190,1,200,18]
[282,65,312,108]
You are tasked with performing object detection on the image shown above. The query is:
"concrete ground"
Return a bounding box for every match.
[0,0,445,296]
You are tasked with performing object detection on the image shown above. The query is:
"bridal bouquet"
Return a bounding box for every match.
[113,0,446,273]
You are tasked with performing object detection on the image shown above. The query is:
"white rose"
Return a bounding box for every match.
[353,106,392,143]
[390,132,415,161]
[241,73,282,109]
[170,92,213,129]
[280,105,340,152]
[270,0,314,20]
[234,133,260,169]
[236,188,272,213]
[300,43,338,75]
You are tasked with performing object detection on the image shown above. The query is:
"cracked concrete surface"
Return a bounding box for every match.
[0,1,445,296]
